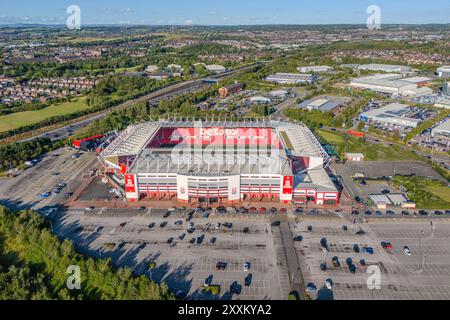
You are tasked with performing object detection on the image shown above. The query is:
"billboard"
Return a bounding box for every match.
[282,176,293,194]
[125,174,136,193]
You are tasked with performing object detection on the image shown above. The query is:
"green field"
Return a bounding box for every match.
[317,129,419,161]
[393,176,450,209]
[0,97,89,133]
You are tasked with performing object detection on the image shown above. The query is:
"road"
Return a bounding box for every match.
[18,63,260,143]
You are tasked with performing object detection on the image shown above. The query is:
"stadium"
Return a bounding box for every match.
[98,119,339,206]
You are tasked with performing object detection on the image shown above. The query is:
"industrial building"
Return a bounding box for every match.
[432,118,450,138]
[437,66,450,78]
[435,98,450,110]
[218,82,244,97]
[298,98,341,113]
[358,64,412,74]
[297,66,334,73]
[98,120,339,206]
[265,73,317,85]
[350,74,433,97]
[359,103,422,128]
[205,64,227,73]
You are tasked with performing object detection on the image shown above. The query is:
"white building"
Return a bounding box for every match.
[297,66,334,73]
[249,96,272,104]
[145,65,159,73]
[205,64,227,73]
[359,103,421,128]
[437,66,450,78]
[358,64,411,74]
[435,98,450,110]
[350,74,431,97]
[265,73,317,85]
[432,118,450,138]
[344,153,365,162]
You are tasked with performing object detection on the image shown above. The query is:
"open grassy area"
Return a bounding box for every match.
[317,129,419,161]
[0,97,89,133]
[393,176,450,209]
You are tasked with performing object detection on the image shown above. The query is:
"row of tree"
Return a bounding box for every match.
[0,206,173,300]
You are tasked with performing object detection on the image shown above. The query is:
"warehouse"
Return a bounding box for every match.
[98,120,338,206]
[437,66,450,78]
[298,98,341,113]
[432,118,450,138]
[350,74,431,96]
[265,73,317,84]
[435,98,450,110]
[358,64,411,74]
[359,103,421,128]
[297,66,334,73]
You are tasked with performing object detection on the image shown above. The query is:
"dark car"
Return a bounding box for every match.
[243,227,250,234]
[210,237,217,244]
[381,189,390,194]
[419,210,428,216]
[353,244,360,253]
[163,212,171,218]
[197,235,205,244]
[216,262,227,270]
[434,211,444,216]
[352,210,360,216]
[320,237,328,249]
[245,273,253,287]
[148,222,156,229]
[167,238,174,244]
[332,256,340,268]
[160,221,168,228]
[204,275,213,287]
[139,206,146,211]
[349,264,356,274]
[307,225,313,232]
[138,243,146,250]
[294,235,303,242]
[354,196,362,203]
[364,210,372,216]
[230,281,242,295]
[401,211,410,216]
[190,238,196,244]
[271,221,281,227]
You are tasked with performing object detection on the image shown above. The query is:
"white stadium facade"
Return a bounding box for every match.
[98,120,339,206]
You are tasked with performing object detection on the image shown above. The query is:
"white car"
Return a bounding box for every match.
[244,262,251,272]
[403,246,412,256]
[215,223,221,229]
[168,207,176,212]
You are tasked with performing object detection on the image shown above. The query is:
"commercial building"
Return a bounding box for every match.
[437,66,450,78]
[218,82,244,97]
[358,64,411,74]
[265,73,317,85]
[298,98,341,113]
[359,103,421,128]
[249,96,272,104]
[98,120,338,206]
[205,64,227,73]
[435,98,450,110]
[350,74,432,97]
[297,66,334,73]
[432,118,450,138]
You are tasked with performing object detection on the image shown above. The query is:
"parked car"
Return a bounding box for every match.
[353,244,360,253]
[404,246,412,256]
[293,235,303,242]
[160,222,168,228]
[306,283,317,292]
[163,212,171,218]
[375,210,383,216]
[245,274,253,287]
[362,247,374,255]
[204,275,213,287]
[210,237,217,244]
[174,220,183,226]
[243,227,250,234]
[167,238,174,244]
[271,221,281,227]
[216,262,227,270]
[244,262,251,272]
[332,256,340,268]
[230,281,242,295]
[365,210,372,216]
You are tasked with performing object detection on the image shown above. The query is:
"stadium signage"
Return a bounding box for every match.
[200,127,238,137]
[282,176,293,194]
[124,174,136,193]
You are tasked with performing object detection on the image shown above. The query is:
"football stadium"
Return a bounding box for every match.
[98,120,339,206]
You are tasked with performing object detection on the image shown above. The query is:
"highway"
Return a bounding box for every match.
[18,63,259,143]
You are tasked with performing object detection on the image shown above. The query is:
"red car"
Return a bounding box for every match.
[249,207,257,214]
[279,208,287,214]
[259,207,267,214]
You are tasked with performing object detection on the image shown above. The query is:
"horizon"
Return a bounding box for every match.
[1,0,449,26]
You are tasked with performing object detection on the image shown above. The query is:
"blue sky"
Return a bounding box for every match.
[0,0,449,25]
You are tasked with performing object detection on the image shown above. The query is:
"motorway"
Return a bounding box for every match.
[19,63,260,143]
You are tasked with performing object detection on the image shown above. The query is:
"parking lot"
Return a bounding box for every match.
[295,217,450,299]
[52,208,292,300]
[0,147,98,211]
